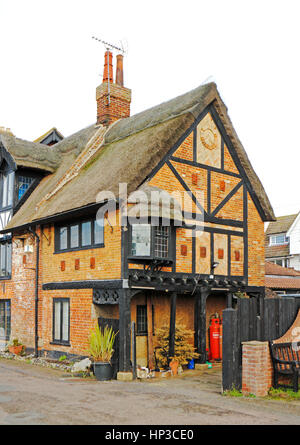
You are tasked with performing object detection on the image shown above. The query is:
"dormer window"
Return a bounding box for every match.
[269,234,289,246]
[18,176,34,201]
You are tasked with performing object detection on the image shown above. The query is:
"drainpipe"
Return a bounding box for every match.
[28,226,40,358]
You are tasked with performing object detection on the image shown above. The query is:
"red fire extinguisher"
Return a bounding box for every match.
[209,315,221,361]
[219,319,223,360]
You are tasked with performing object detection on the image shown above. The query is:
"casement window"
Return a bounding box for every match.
[0,299,11,340]
[269,234,289,246]
[0,170,14,209]
[18,176,35,201]
[136,304,155,335]
[0,240,12,278]
[55,217,104,252]
[52,298,70,345]
[130,224,172,260]
[136,305,147,335]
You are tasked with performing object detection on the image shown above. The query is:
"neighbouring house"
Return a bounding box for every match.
[0,50,275,373]
[265,213,300,270]
[265,261,300,297]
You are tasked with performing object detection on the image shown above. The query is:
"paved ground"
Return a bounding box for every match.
[0,358,300,425]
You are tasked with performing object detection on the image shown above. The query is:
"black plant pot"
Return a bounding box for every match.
[93,362,113,381]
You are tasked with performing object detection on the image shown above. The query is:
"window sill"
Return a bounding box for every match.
[128,256,173,265]
[54,244,104,254]
[0,275,11,281]
[50,341,71,347]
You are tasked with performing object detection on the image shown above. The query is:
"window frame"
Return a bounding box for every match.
[269,234,289,246]
[136,305,148,335]
[54,217,105,253]
[0,238,12,280]
[128,223,174,263]
[136,304,155,336]
[51,298,70,346]
[0,299,11,341]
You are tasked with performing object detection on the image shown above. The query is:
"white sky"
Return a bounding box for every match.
[0,0,299,218]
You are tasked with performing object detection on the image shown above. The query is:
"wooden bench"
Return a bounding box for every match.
[269,341,300,392]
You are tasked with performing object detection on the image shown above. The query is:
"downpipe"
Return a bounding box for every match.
[28,226,40,358]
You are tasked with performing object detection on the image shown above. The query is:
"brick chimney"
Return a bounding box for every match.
[96,51,131,126]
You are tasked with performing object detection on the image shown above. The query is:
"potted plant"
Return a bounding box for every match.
[155,322,199,375]
[88,324,118,381]
[8,339,24,356]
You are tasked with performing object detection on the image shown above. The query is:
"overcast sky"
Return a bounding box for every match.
[0,0,299,217]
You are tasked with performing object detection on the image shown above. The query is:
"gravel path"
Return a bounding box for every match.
[0,357,300,425]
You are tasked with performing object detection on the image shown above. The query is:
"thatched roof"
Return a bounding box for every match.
[4,82,275,232]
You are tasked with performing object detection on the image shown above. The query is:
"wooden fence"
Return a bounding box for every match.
[222,297,299,391]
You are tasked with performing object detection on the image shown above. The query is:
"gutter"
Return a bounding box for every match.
[28,226,40,358]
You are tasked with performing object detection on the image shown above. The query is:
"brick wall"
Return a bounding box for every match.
[242,341,273,397]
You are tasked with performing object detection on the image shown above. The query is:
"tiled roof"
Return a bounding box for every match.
[265,277,300,289]
[265,261,300,276]
[266,214,298,235]
[265,244,290,258]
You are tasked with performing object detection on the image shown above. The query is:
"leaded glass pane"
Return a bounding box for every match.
[154,226,169,258]
[18,176,34,201]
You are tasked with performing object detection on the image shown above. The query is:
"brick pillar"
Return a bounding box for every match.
[242,341,273,397]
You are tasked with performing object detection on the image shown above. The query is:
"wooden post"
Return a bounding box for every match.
[119,289,131,372]
[226,292,233,309]
[168,292,177,361]
[194,289,209,363]
[131,321,137,379]
[147,293,154,370]
[222,308,238,391]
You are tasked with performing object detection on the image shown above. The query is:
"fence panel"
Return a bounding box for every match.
[222,297,298,391]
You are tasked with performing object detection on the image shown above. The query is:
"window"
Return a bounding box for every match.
[0,241,12,277]
[0,300,11,340]
[269,234,288,246]
[131,224,171,260]
[0,171,14,209]
[55,218,104,252]
[136,305,155,335]
[271,258,290,268]
[18,176,34,201]
[136,305,147,335]
[131,224,151,256]
[154,227,169,258]
[53,298,70,345]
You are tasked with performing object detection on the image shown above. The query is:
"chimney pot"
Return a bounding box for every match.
[116,54,124,86]
[103,50,113,83]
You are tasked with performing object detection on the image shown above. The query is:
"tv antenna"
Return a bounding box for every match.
[92,37,126,106]
[92,36,125,54]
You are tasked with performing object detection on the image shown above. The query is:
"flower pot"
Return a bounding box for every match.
[8,345,23,355]
[93,362,113,381]
[169,360,179,376]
